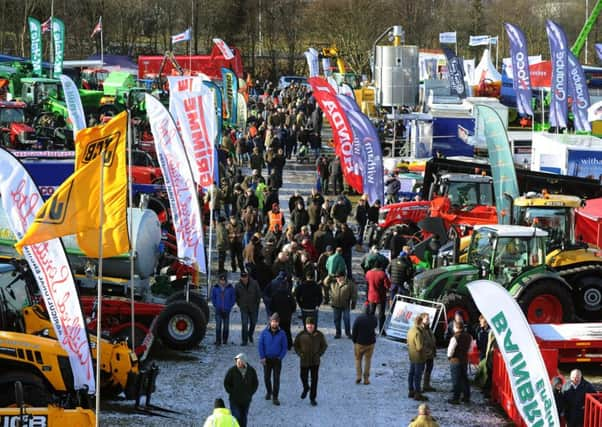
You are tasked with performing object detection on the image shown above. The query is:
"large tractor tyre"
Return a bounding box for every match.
[165,290,210,321]
[518,281,575,324]
[0,370,52,407]
[436,293,479,345]
[156,301,207,351]
[379,227,394,250]
[113,323,149,355]
[572,275,602,321]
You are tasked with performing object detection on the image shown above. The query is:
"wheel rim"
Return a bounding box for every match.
[583,287,602,312]
[168,314,194,340]
[527,294,563,323]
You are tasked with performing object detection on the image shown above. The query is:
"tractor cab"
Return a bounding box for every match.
[433,173,494,209]
[467,225,547,285]
[0,100,37,148]
[80,68,109,90]
[20,77,62,106]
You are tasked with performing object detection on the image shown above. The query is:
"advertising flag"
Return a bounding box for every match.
[0,148,95,394]
[60,75,86,134]
[442,47,467,99]
[504,23,533,117]
[52,18,65,75]
[90,16,102,38]
[439,32,457,44]
[237,92,247,130]
[16,112,130,258]
[322,57,331,76]
[171,89,217,189]
[203,80,223,147]
[596,43,602,62]
[221,67,238,126]
[146,94,206,271]
[336,94,384,205]
[171,28,191,44]
[28,18,42,76]
[546,20,569,129]
[467,280,559,427]
[567,52,592,132]
[469,35,491,46]
[304,49,319,77]
[212,38,234,60]
[308,77,363,194]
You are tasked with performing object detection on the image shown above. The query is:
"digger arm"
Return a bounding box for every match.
[571,0,601,59]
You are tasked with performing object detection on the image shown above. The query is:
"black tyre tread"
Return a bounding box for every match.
[165,290,210,321]
[0,370,52,407]
[156,301,206,351]
[518,280,575,323]
[572,275,602,321]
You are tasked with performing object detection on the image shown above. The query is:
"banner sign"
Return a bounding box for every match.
[171,28,191,44]
[439,32,457,44]
[0,148,95,393]
[467,280,559,427]
[52,18,65,75]
[442,47,467,99]
[308,77,363,194]
[505,23,533,117]
[237,92,247,130]
[28,18,42,76]
[567,52,592,132]
[167,76,206,96]
[385,296,439,341]
[322,57,331,76]
[203,80,223,146]
[469,35,491,46]
[60,75,86,134]
[212,38,234,60]
[546,20,568,129]
[146,94,206,272]
[171,90,217,189]
[221,67,238,126]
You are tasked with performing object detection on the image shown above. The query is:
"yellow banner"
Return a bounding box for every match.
[16,112,129,258]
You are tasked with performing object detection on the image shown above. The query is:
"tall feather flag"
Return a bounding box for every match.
[545,20,569,129]
[27,18,42,76]
[16,112,130,258]
[504,23,533,117]
[567,52,591,132]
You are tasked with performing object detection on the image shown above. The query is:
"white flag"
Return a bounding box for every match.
[469,35,491,46]
[0,148,95,393]
[467,280,559,427]
[439,32,457,44]
[212,38,235,60]
[171,28,191,44]
[60,75,86,135]
[146,94,206,272]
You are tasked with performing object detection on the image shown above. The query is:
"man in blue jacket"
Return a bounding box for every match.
[211,273,236,345]
[258,312,288,406]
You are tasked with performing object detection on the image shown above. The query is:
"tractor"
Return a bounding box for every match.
[0,100,38,149]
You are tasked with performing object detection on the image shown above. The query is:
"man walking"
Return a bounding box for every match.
[330,272,357,339]
[203,398,240,427]
[407,314,428,401]
[365,266,391,334]
[211,273,236,346]
[293,317,328,406]
[351,304,377,385]
[235,272,261,346]
[294,272,323,328]
[223,353,259,427]
[258,313,288,406]
[447,321,473,404]
[562,369,597,427]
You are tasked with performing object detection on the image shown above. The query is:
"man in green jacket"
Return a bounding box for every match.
[293,317,328,406]
[203,398,240,427]
[407,315,428,401]
[223,353,259,427]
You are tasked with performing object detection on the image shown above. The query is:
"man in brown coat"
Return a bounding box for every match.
[407,315,428,401]
[293,317,328,406]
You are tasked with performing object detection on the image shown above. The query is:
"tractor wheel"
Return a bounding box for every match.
[165,290,210,321]
[518,281,575,323]
[113,323,149,355]
[572,275,602,321]
[0,370,52,407]
[379,227,393,250]
[436,293,478,344]
[156,301,206,351]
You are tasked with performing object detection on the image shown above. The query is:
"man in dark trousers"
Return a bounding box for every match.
[269,282,297,350]
[562,369,597,427]
[258,313,288,406]
[223,353,259,427]
[352,304,377,385]
[235,272,261,346]
[211,273,236,345]
[446,321,473,405]
[294,272,323,328]
[293,317,328,407]
[365,266,391,334]
[226,215,245,273]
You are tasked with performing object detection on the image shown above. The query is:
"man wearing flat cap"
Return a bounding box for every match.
[224,353,258,427]
[258,313,288,406]
[293,317,328,406]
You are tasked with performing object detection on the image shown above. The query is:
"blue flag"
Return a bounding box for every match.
[504,23,533,117]
[545,20,569,129]
[596,43,602,63]
[567,52,591,132]
[442,47,467,99]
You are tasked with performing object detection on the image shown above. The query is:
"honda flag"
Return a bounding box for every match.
[439,32,457,44]
[308,77,363,194]
[546,20,569,129]
[567,52,591,132]
[0,148,95,393]
[467,280,559,427]
[212,38,234,60]
[60,75,86,135]
[442,47,467,99]
[504,23,533,117]
[146,94,206,271]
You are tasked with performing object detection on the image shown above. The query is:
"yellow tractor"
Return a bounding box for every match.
[0,261,157,408]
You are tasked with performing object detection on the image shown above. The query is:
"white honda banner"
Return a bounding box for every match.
[467,280,559,427]
[0,148,95,393]
[439,31,457,44]
[146,94,206,272]
[212,38,235,60]
[60,75,86,135]
[170,89,217,189]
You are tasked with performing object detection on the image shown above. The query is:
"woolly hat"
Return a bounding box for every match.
[270,312,280,322]
[234,353,247,364]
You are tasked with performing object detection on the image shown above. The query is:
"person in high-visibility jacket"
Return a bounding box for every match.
[267,203,285,232]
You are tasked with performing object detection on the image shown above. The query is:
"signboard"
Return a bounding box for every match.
[384,295,443,341]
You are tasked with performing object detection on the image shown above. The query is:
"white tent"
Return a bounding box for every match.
[470,49,501,86]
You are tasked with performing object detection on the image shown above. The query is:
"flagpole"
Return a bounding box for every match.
[127,110,136,350]
[495,37,499,70]
[49,0,54,79]
[94,153,105,427]
[100,16,104,67]
[207,188,214,294]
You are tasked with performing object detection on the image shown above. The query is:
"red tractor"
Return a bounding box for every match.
[0,101,38,149]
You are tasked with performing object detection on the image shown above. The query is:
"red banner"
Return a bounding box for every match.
[530,60,552,88]
[308,77,363,194]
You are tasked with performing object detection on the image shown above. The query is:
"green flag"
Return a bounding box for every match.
[28,17,42,76]
[52,18,65,75]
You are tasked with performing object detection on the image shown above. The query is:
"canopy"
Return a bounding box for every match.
[575,197,602,247]
[471,49,501,86]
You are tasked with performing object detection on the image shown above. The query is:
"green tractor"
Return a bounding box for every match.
[98,71,148,119]
[413,224,575,336]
